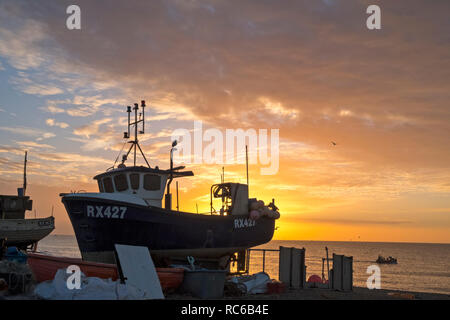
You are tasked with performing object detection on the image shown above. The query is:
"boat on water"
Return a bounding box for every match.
[0,152,55,249]
[61,100,280,268]
[26,252,184,291]
[376,255,398,264]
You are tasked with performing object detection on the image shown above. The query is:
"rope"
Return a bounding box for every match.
[112,140,128,169]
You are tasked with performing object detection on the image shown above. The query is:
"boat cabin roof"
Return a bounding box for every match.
[93,166,194,180]
[93,166,193,204]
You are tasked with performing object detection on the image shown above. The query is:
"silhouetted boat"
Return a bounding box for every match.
[0,152,54,249]
[60,100,280,268]
[0,217,54,249]
[376,255,398,264]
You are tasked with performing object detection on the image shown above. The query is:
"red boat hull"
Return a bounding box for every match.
[27,252,184,291]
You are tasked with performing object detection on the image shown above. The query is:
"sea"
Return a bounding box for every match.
[38,235,450,295]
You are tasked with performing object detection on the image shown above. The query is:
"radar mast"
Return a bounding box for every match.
[120,100,150,168]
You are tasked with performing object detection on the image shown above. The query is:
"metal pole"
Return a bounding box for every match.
[141,100,145,133]
[262,250,266,272]
[245,145,249,190]
[176,181,179,211]
[246,249,251,274]
[322,258,325,281]
[23,151,27,196]
[127,106,131,138]
[134,103,138,166]
[326,246,330,288]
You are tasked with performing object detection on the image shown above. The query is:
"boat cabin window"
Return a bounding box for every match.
[97,180,104,193]
[114,174,128,191]
[103,177,114,193]
[143,174,161,191]
[130,173,140,190]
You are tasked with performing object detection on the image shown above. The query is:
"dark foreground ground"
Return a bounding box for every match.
[168,286,450,300]
[3,286,449,300]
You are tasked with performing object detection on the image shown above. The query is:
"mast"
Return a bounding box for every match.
[245,145,249,192]
[176,181,179,211]
[121,100,150,168]
[23,151,27,196]
[134,103,138,166]
[165,140,177,210]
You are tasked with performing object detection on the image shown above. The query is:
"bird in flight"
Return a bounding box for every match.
[331,141,337,146]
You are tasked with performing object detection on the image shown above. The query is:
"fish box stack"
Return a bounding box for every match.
[0,258,33,295]
[266,280,286,294]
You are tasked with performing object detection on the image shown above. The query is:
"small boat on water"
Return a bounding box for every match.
[376,255,398,264]
[27,252,184,291]
[60,100,280,268]
[0,152,55,249]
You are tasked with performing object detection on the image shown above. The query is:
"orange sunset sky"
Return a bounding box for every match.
[0,0,449,243]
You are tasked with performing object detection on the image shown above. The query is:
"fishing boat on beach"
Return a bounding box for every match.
[60,100,280,268]
[0,152,55,249]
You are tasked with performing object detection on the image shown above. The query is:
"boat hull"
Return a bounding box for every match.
[27,252,184,291]
[0,217,54,249]
[62,195,275,265]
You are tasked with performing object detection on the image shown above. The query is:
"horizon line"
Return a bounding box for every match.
[48,233,450,245]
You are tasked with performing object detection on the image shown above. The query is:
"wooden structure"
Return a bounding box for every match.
[279,246,306,289]
[329,253,353,291]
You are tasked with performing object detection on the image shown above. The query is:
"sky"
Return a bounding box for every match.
[0,0,449,243]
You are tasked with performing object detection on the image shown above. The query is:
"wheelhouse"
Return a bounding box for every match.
[94,166,193,207]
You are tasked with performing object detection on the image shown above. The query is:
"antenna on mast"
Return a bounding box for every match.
[120,100,150,168]
[245,145,249,193]
[23,151,27,196]
[222,167,225,183]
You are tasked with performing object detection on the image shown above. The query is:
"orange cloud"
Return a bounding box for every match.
[0,0,449,242]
